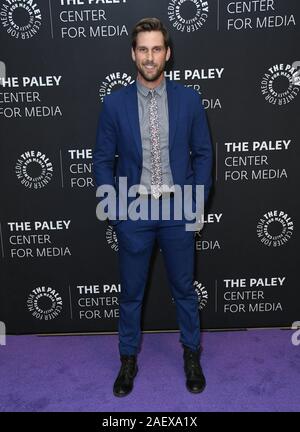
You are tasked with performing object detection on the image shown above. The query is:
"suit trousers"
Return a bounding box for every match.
[114,194,201,355]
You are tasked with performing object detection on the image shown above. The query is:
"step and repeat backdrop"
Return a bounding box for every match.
[0,0,299,334]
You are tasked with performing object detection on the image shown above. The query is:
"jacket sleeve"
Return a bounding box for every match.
[92,97,119,224]
[190,91,213,204]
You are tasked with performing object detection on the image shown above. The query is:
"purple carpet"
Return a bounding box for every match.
[0,329,299,412]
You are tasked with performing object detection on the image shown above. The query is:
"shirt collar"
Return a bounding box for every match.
[136,76,166,97]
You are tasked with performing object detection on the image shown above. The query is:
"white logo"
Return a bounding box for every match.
[105,224,119,252]
[168,0,209,33]
[257,210,294,247]
[27,286,63,320]
[99,72,134,102]
[0,0,42,39]
[171,280,208,310]
[15,150,53,189]
[194,280,208,310]
[261,64,300,106]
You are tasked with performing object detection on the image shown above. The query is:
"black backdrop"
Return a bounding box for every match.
[0,0,299,334]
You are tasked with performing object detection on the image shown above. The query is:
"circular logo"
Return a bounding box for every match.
[0,0,42,39]
[27,286,63,320]
[257,210,294,247]
[15,150,53,189]
[167,0,209,33]
[193,280,208,310]
[171,280,208,310]
[105,224,119,252]
[261,64,300,106]
[99,72,135,102]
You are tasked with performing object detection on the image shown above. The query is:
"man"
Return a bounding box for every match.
[93,18,213,397]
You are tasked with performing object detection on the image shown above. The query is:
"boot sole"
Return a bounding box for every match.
[186,383,206,394]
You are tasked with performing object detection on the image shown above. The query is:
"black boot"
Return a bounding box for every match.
[113,355,138,397]
[183,345,206,393]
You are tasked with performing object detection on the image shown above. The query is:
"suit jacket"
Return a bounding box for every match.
[93,78,213,225]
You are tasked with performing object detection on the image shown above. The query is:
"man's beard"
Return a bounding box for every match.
[136,61,166,82]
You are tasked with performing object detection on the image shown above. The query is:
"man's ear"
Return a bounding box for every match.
[131,48,136,62]
[166,47,171,62]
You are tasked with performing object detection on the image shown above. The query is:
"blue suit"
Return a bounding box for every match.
[93,78,213,355]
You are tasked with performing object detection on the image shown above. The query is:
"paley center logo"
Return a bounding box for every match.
[261,62,300,106]
[99,72,134,103]
[0,0,42,39]
[257,210,294,247]
[15,150,53,189]
[168,0,209,32]
[194,280,208,310]
[171,280,208,310]
[105,224,119,252]
[27,286,63,320]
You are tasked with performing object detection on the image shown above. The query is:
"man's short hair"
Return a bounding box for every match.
[131,17,170,50]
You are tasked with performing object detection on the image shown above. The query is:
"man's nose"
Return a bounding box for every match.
[147,50,153,61]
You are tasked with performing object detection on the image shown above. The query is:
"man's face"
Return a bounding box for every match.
[132,31,171,86]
